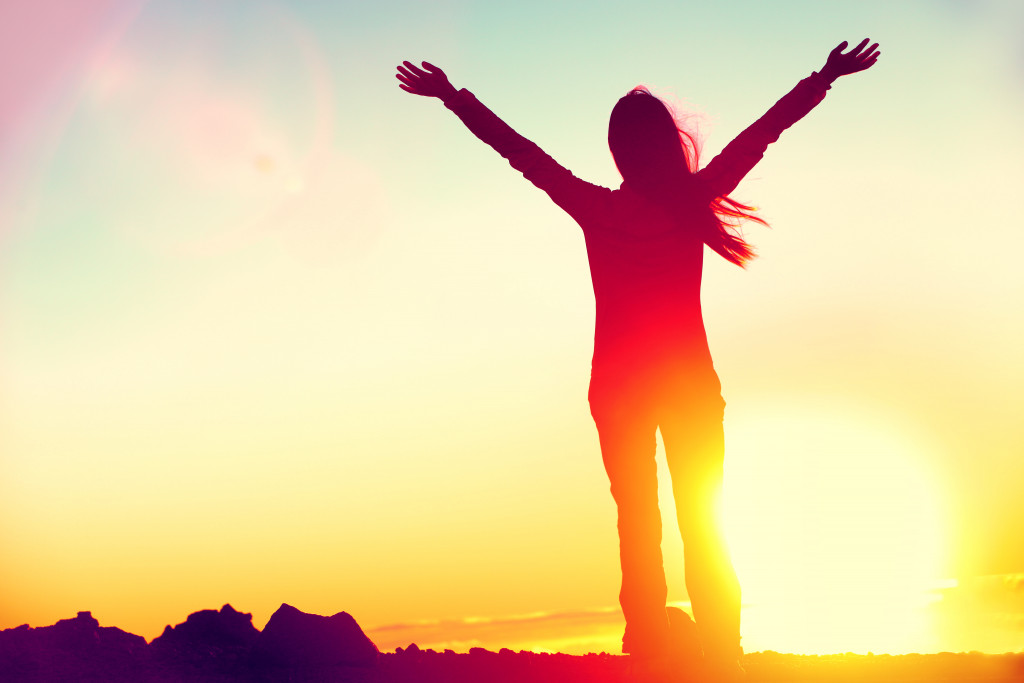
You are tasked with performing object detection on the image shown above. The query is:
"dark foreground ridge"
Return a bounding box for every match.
[1,605,1022,682]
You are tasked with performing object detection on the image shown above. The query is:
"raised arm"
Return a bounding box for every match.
[698,39,881,199]
[395,61,610,220]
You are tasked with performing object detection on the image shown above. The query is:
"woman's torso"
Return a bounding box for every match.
[579,185,717,391]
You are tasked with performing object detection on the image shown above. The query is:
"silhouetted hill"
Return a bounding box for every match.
[1,605,1021,682]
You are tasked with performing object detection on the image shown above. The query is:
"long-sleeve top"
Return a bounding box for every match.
[444,74,831,391]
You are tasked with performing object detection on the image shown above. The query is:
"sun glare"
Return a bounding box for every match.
[721,402,946,654]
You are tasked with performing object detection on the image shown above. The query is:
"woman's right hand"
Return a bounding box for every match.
[396,61,458,102]
[820,39,881,82]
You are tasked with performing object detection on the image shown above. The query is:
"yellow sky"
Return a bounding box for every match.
[2,0,1023,655]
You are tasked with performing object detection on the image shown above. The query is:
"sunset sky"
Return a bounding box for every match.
[2,0,1023,656]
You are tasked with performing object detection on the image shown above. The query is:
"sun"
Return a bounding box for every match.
[718,400,946,654]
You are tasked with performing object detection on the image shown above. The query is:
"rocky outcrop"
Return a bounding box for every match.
[151,603,259,666]
[150,610,258,655]
[252,603,380,667]
[0,605,379,681]
[0,611,148,681]
[2,612,1023,683]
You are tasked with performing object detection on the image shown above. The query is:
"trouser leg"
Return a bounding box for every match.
[661,399,741,661]
[592,403,670,653]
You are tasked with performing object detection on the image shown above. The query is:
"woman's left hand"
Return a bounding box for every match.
[820,39,881,81]
[396,61,458,102]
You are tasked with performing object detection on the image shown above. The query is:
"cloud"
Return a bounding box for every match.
[369,575,1024,656]
[366,605,631,654]
[930,573,1024,653]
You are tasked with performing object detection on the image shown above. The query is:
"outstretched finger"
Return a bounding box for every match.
[397,65,421,81]
[855,41,878,59]
[402,60,430,77]
[856,45,880,65]
[856,53,880,72]
[849,37,871,56]
[421,61,449,80]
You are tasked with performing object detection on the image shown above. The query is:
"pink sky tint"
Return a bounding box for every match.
[0,0,143,239]
[92,7,385,262]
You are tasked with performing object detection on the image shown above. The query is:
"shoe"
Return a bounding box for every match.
[666,607,703,666]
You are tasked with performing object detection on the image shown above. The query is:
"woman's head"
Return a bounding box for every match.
[608,86,762,267]
[608,87,696,194]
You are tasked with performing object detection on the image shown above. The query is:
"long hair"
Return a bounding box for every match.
[608,86,766,267]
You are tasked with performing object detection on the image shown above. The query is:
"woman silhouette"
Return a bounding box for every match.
[397,39,879,678]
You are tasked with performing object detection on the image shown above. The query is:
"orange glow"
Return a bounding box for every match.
[2,0,1022,658]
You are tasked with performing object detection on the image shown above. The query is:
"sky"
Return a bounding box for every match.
[2,0,1023,656]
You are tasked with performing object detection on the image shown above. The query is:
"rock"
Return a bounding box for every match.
[252,603,379,667]
[0,611,148,681]
[31,610,146,656]
[151,603,259,664]
[97,624,149,656]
